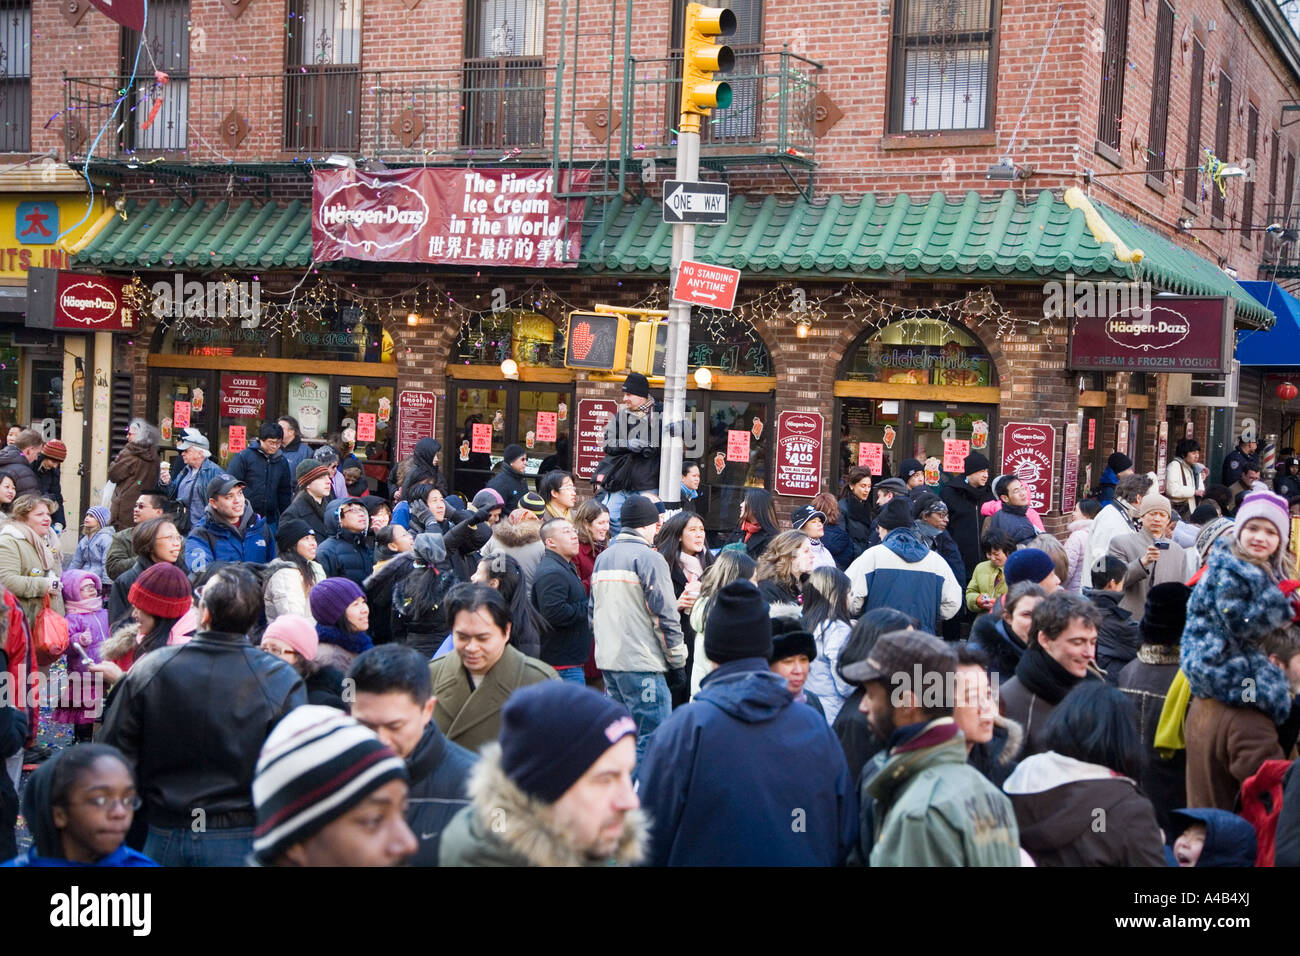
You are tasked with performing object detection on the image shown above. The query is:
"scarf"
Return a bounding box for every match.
[741,518,762,539]
[1014,644,1087,705]
[316,623,374,655]
[842,494,873,527]
[65,595,102,615]
[679,551,705,582]
[8,521,54,572]
[914,521,942,544]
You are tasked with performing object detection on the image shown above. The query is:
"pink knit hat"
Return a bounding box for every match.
[264,614,319,661]
[1236,490,1290,551]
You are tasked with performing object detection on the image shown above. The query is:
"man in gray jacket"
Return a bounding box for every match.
[590,494,685,766]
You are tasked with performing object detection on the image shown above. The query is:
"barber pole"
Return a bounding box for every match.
[1263,435,1277,478]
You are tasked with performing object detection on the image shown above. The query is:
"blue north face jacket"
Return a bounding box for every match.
[637,657,858,867]
[844,527,962,634]
[184,504,273,571]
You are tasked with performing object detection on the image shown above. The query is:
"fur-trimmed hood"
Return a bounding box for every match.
[101,619,141,663]
[991,714,1024,767]
[491,518,541,549]
[441,742,646,867]
[364,549,416,591]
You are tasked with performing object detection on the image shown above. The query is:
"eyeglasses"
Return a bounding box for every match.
[158,532,183,542]
[80,794,143,811]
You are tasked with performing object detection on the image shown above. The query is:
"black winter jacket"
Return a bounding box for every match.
[405,720,476,867]
[317,529,373,587]
[0,446,38,498]
[833,686,883,784]
[940,478,989,585]
[1117,645,1186,835]
[968,613,1025,682]
[227,441,293,522]
[280,490,330,540]
[392,564,458,657]
[1085,588,1142,684]
[365,552,416,645]
[486,464,529,515]
[34,459,65,530]
[838,496,873,558]
[600,403,662,493]
[531,549,591,668]
[0,705,25,862]
[99,630,306,828]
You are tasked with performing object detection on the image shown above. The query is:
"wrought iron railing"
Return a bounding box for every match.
[1259,202,1300,280]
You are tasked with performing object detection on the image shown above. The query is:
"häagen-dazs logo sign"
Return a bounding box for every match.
[785,415,819,434]
[317,176,430,254]
[1103,305,1192,352]
[1011,428,1047,445]
[59,280,119,325]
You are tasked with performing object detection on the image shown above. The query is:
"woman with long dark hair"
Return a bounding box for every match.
[91,562,194,688]
[725,488,779,559]
[838,467,875,558]
[802,567,854,724]
[390,533,460,657]
[655,511,714,707]
[470,552,547,659]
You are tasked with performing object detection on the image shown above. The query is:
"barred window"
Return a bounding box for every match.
[889,0,998,133]
[284,0,363,152]
[1242,103,1258,236]
[1145,0,1174,180]
[1096,0,1129,151]
[122,0,189,153]
[0,1,31,152]
[1182,37,1205,203]
[462,0,546,148]
[1211,71,1232,222]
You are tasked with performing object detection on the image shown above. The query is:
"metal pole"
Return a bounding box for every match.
[659,128,697,505]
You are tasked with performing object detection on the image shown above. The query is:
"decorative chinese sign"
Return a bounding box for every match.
[1088,417,1096,451]
[943,440,969,474]
[172,401,191,430]
[219,374,267,418]
[228,425,247,454]
[1000,422,1058,513]
[53,271,135,332]
[574,399,618,480]
[774,411,824,498]
[535,411,558,443]
[726,430,751,463]
[1062,422,1081,515]
[1157,421,1169,493]
[356,413,376,443]
[395,390,437,463]
[312,167,587,267]
[471,423,493,454]
[1116,420,1129,456]
[858,442,883,474]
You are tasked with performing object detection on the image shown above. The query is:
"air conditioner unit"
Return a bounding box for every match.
[1166,360,1240,407]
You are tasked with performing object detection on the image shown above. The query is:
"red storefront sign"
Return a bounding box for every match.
[1062,422,1081,514]
[312,167,587,267]
[1000,421,1058,513]
[1067,296,1232,372]
[575,399,619,481]
[219,374,267,418]
[53,272,135,332]
[395,390,437,463]
[774,411,824,498]
[671,258,740,311]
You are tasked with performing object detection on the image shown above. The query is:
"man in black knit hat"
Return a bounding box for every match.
[638,580,857,866]
[941,450,992,587]
[598,371,663,536]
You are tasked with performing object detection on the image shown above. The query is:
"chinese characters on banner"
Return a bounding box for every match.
[535,411,558,443]
[312,168,588,267]
[858,442,884,474]
[1088,417,1096,451]
[942,440,969,474]
[356,413,376,443]
[173,401,191,430]
[726,430,750,463]
[1116,420,1129,456]
[1000,422,1058,513]
[773,411,824,498]
[228,425,247,454]
[1157,421,1169,493]
[1062,423,1081,514]
[395,391,436,463]
[574,400,618,480]
[471,423,493,454]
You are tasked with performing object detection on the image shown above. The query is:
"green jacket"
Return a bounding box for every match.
[865,719,1021,867]
[965,560,1007,613]
[428,644,559,754]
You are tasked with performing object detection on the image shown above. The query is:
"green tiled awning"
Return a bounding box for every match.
[75,188,1270,325]
[74,198,311,269]
[582,188,1272,325]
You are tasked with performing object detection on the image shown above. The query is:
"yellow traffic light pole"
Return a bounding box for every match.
[659,2,736,504]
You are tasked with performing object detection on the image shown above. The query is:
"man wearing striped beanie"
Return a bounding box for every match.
[251,705,417,867]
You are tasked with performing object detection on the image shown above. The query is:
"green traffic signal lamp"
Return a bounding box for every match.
[680,3,737,132]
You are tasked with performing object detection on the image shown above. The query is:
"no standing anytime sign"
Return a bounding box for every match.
[672,258,740,311]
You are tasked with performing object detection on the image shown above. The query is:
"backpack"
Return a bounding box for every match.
[1240,758,1291,867]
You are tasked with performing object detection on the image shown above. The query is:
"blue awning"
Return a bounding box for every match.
[1237,281,1300,366]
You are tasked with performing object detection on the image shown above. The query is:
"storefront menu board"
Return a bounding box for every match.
[395,391,437,463]
[774,411,824,498]
[1000,421,1058,513]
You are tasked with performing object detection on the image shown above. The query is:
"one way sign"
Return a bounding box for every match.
[662,180,729,224]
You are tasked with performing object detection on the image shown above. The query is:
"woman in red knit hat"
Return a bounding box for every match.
[90,562,193,688]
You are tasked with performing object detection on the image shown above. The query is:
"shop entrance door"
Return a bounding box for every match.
[446,380,574,499]
[836,398,997,488]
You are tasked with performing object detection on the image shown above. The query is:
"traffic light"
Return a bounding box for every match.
[680,3,737,133]
[630,320,669,376]
[564,311,629,371]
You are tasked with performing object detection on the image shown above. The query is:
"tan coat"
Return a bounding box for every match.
[0,523,64,625]
[428,643,558,754]
[1107,530,1189,618]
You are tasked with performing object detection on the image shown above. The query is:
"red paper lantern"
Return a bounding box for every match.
[1279,382,1299,402]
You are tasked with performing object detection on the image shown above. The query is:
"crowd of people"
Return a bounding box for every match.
[1,390,1298,868]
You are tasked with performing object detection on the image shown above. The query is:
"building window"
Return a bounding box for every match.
[1096,0,1129,151]
[1242,103,1258,237]
[1212,71,1232,222]
[842,317,995,386]
[1182,37,1205,203]
[121,0,189,153]
[1288,149,1297,219]
[889,0,997,133]
[0,1,30,153]
[462,0,546,149]
[670,0,764,143]
[285,0,363,152]
[1146,0,1174,180]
